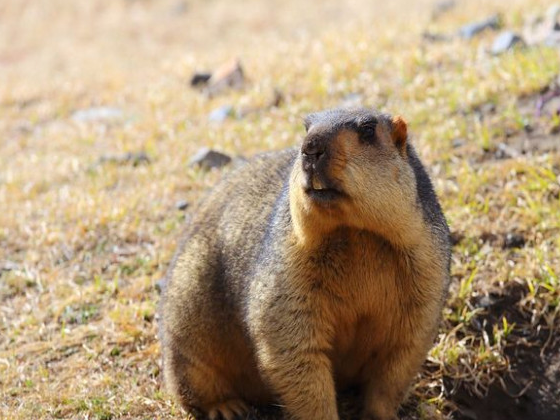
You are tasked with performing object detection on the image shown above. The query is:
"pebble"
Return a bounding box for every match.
[1,261,18,271]
[503,233,526,249]
[176,200,189,211]
[458,15,500,39]
[208,105,234,123]
[98,151,151,166]
[155,278,165,294]
[188,147,232,171]
[431,0,456,20]
[339,93,363,108]
[206,59,245,97]
[491,31,525,55]
[72,107,124,122]
[190,72,212,87]
[452,138,466,148]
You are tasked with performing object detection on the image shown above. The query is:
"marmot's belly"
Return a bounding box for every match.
[330,313,391,389]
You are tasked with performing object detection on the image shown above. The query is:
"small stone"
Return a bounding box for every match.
[432,0,457,16]
[422,31,451,42]
[339,93,363,108]
[450,231,464,246]
[544,31,560,47]
[125,151,150,166]
[477,295,497,309]
[155,278,166,294]
[451,138,465,148]
[170,1,188,15]
[480,231,499,244]
[495,142,520,159]
[503,233,526,249]
[176,200,189,211]
[431,0,456,20]
[458,15,501,39]
[205,59,245,97]
[97,151,151,167]
[208,105,234,123]
[190,72,212,87]
[545,4,560,29]
[523,4,560,46]
[1,261,18,271]
[536,88,560,116]
[269,89,284,108]
[71,106,124,122]
[478,102,497,114]
[188,147,232,171]
[491,31,525,55]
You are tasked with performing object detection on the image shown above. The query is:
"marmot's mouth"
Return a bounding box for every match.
[305,188,344,202]
[303,173,346,202]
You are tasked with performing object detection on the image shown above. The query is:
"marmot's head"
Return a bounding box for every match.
[290,107,418,243]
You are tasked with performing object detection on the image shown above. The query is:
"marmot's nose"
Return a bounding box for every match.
[302,140,326,171]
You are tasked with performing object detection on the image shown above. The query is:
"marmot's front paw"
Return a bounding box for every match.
[207,399,249,420]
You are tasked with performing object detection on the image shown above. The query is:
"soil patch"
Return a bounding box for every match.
[449,282,560,420]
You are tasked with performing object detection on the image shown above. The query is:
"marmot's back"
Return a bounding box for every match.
[176,148,297,282]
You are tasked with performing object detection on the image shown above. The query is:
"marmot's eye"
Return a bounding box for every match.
[357,121,377,144]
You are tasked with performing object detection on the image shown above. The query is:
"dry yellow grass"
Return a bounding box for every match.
[1,0,560,419]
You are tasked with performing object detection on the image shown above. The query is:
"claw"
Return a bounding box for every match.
[207,399,249,420]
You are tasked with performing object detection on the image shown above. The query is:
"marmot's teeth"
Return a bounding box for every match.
[312,175,325,190]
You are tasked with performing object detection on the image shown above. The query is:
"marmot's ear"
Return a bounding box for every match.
[391,115,408,155]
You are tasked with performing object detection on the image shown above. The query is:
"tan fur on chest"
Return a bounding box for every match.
[292,228,435,389]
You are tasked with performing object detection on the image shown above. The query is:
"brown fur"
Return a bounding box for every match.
[159,107,451,420]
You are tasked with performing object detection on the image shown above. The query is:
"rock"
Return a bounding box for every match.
[1,261,18,271]
[523,4,560,46]
[71,106,124,122]
[474,102,497,116]
[450,231,464,246]
[545,4,560,29]
[452,138,466,148]
[458,15,500,39]
[431,0,456,20]
[98,151,151,166]
[491,31,525,55]
[536,87,560,116]
[175,200,189,211]
[188,148,232,171]
[170,1,188,15]
[503,233,526,249]
[339,93,363,108]
[422,31,451,42]
[190,72,212,87]
[205,59,245,97]
[476,294,497,309]
[155,278,165,294]
[208,105,234,123]
[269,89,284,108]
[495,142,520,159]
[544,30,560,47]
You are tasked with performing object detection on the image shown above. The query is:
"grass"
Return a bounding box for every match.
[1,0,560,418]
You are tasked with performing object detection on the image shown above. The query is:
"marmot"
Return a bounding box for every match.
[159,107,451,420]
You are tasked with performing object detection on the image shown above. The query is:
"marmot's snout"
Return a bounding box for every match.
[301,135,327,182]
[301,132,344,201]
